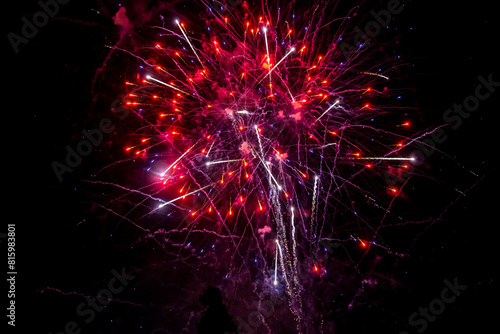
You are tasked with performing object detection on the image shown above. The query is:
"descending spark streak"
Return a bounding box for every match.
[276,238,284,279]
[254,125,282,190]
[291,207,296,264]
[254,125,265,157]
[290,207,300,291]
[274,242,278,286]
[310,176,319,240]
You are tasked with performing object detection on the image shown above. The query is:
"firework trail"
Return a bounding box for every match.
[92,0,418,331]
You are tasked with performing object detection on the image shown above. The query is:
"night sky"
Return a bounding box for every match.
[4,0,499,333]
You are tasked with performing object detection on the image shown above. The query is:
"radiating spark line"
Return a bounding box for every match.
[360,71,389,80]
[176,20,204,68]
[146,75,190,95]
[160,144,195,176]
[259,47,296,83]
[206,159,242,166]
[317,142,337,149]
[347,157,415,161]
[263,27,272,83]
[314,100,339,123]
[206,140,215,157]
[157,185,211,209]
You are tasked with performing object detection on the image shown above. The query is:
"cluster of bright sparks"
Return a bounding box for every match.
[104,0,417,328]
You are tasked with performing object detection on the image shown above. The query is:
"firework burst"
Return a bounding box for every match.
[92,0,418,331]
